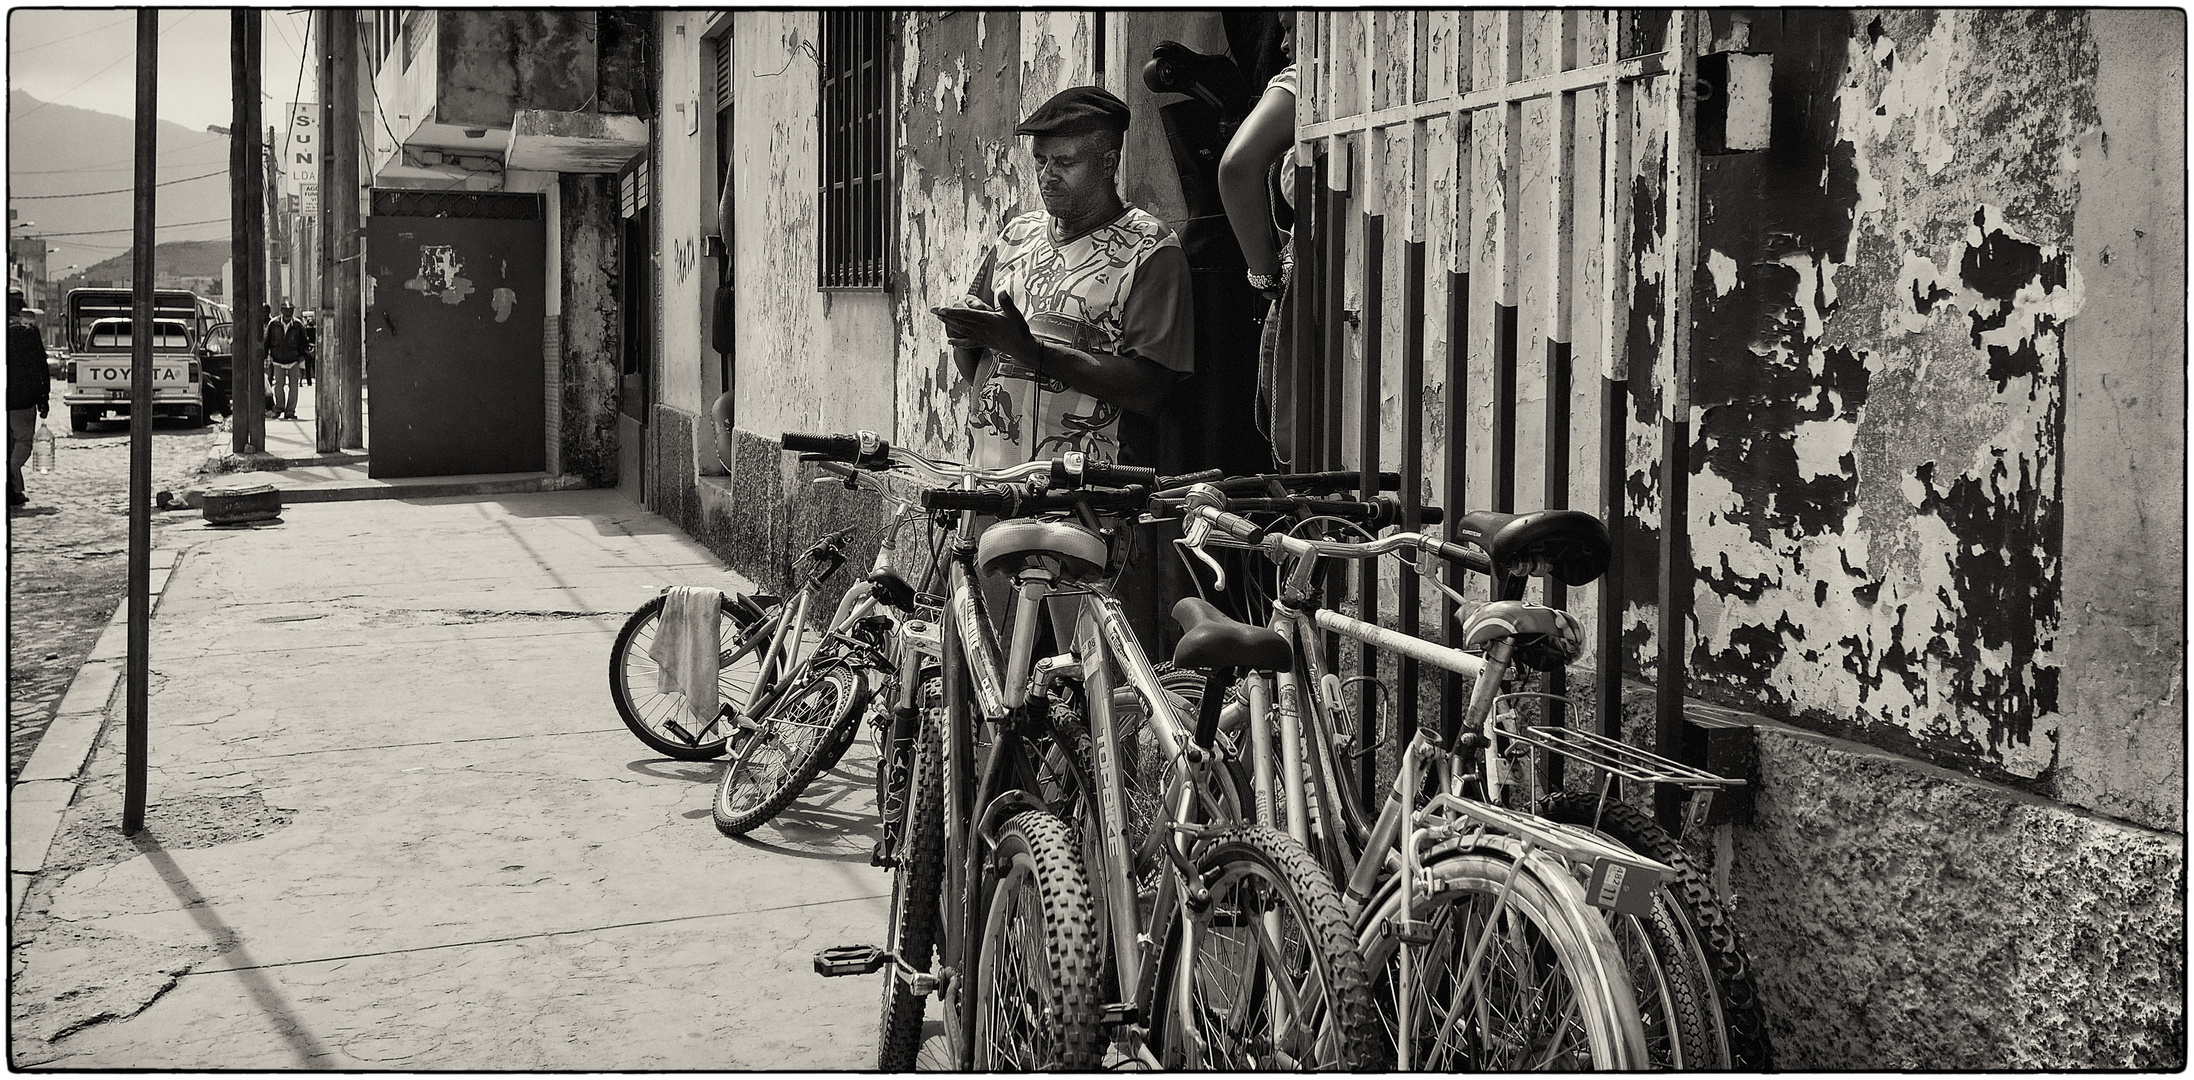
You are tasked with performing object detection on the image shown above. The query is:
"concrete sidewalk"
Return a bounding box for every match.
[8,485,890,1069]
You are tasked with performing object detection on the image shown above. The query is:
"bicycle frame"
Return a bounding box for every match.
[1181,500,1677,1069]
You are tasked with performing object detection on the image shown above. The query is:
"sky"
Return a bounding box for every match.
[7,8,316,272]
[8,7,315,133]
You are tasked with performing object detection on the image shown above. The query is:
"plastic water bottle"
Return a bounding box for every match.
[31,422,54,473]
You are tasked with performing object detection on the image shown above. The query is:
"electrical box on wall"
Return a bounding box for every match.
[1696,51,1774,154]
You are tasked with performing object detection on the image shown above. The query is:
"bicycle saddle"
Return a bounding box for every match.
[976,517,1110,581]
[1451,509,1612,587]
[866,567,916,613]
[1170,597,1293,672]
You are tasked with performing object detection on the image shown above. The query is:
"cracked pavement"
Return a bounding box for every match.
[9,490,889,1069]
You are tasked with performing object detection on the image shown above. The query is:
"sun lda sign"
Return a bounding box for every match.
[288,102,319,212]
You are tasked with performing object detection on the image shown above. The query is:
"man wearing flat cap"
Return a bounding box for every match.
[935,85,1194,468]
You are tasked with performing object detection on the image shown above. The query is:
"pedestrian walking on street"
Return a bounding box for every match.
[8,292,51,506]
[300,309,318,386]
[265,301,309,420]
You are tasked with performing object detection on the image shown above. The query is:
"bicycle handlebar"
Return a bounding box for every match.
[1175,484,1491,574]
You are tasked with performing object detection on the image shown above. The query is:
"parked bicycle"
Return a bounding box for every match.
[607,462,941,843]
[1167,484,1769,1069]
[797,432,1385,1071]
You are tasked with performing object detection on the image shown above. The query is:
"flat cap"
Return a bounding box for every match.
[1015,85,1130,137]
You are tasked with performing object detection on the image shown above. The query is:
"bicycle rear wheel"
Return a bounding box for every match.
[1152,825,1389,1070]
[1540,791,1773,1069]
[609,593,769,760]
[878,710,947,1070]
[1359,838,1647,1070]
[711,666,866,836]
[973,810,1104,1070]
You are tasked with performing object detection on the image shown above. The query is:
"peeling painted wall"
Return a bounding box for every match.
[730,11,895,445]
[894,11,1030,459]
[1683,9,2180,827]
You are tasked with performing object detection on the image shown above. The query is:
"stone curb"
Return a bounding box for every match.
[9,547,180,920]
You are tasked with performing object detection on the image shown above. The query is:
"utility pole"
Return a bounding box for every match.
[231,10,265,453]
[322,7,364,451]
[123,8,157,835]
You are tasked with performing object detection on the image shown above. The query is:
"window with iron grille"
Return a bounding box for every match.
[817,10,893,290]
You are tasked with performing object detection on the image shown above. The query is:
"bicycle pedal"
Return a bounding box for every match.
[813,944,888,977]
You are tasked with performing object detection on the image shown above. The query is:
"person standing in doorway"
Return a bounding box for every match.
[8,293,51,506]
[1218,13,1298,462]
[934,85,1197,649]
[265,300,308,420]
[935,85,1195,470]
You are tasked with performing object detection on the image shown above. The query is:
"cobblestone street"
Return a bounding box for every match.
[7,415,218,782]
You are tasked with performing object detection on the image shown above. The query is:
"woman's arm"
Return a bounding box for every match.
[1218,82,1297,280]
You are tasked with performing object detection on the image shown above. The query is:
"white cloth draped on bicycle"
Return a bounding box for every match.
[649,586,722,724]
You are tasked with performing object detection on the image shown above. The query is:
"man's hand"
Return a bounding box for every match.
[933,293,1040,363]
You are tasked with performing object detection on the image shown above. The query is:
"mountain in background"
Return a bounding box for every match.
[68,238,231,284]
[8,89,236,276]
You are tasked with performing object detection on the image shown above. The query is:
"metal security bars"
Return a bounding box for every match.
[818,10,894,290]
[1288,12,1703,808]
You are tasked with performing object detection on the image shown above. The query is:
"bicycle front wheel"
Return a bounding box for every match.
[1359,839,1647,1070]
[1153,825,1389,1070]
[608,593,769,760]
[878,710,947,1070]
[973,810,1104,1070]
[711,666,866,836]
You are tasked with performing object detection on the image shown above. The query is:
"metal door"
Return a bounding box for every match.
[1289,12,1700,776]
[365,190,546,478]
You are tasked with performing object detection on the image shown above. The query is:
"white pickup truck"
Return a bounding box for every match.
[59,288,225,431]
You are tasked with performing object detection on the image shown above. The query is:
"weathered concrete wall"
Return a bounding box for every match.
[1682,10,2180,827]
[436,12,597,128]
[558,173,621,486]
[1730,722,2185,1069]
[727,11,895,444]
[2051,11,2187,832]
[653,10,716,423]
[895,11,1028,459]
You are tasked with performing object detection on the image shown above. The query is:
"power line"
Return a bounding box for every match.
[11,169,229,200]
[355,20,402,153]
[11,150,230,175]
[12,11,198,122]
[280,13,315,164]
[35,217,230,238]
[7,14,134,55]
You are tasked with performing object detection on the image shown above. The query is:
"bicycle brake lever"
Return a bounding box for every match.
[1175,520,1227,591]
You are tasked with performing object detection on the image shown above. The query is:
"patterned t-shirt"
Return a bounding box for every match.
[964,206,1193,468]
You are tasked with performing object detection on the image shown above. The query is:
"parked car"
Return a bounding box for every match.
[200,321,235,415]
[58,288,222,430]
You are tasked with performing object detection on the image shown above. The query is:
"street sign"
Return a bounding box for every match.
[287,101,319,192]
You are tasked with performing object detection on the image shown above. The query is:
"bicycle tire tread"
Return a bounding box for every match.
[1540,792,1775,1070]
[1191,825,1392,1070]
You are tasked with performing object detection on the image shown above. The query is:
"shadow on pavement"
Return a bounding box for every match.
[135,835,336,1067]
